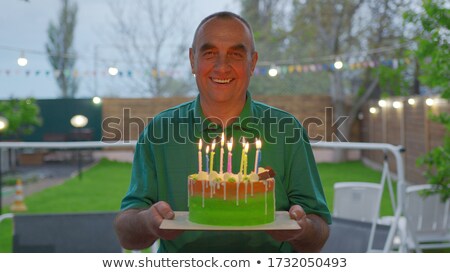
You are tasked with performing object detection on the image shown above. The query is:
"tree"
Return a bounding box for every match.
[287,0,412,160]
[45,0,79,98]
[408,0,449,201]
[105,0,193,97]
[0,98,42,139]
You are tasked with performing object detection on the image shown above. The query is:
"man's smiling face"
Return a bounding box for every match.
[189,16,258,105]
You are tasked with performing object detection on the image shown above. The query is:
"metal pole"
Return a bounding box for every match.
[78,148,82,180]
[0,148,3,215]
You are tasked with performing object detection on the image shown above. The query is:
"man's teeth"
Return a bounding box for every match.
[213,79,231,84]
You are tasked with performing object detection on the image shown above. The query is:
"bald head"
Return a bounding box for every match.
[191,11,256,53]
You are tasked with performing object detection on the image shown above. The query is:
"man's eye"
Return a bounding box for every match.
[203,51,216,58]
[230,52,244,59]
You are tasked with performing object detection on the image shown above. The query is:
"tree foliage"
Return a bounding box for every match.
[240,1,412,158]
[408,0,450,200]
[45,0,79,98]
[0,98,42,139]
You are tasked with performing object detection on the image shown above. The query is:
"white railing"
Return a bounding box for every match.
[0,140,405,252]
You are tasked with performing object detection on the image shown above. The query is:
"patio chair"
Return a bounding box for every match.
[333,182,383,222]
[1,212,122,253]
[403,184,450,252]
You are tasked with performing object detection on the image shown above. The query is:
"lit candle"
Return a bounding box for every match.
[205,145,210,173]
[220,133,225,174]
[210,140,216,173]
[239,138,246,174]
[198,139,203,173]
[243,142,249,176]
[254,139,262,173]
[227,138,233,173]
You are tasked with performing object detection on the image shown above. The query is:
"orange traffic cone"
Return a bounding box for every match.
[10,179,28,212]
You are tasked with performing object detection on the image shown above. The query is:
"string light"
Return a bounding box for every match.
[369,107,378,114]
[108,66,119,76]
[333,60,343,70]
[92,96,102,104]
[378,100,387,107]
[268,67,278,77]
[425,98,434,106]
[407,98,416,105]
[17,51,28,67]
[392,101,402,109]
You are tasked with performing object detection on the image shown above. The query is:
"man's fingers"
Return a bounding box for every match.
[153,201,175,219]
[289,205,306,221]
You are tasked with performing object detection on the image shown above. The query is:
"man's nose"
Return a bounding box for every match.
[214,54,231,72]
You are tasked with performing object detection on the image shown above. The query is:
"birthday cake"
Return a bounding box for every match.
[188,169,275,226]
[187,138,276,226]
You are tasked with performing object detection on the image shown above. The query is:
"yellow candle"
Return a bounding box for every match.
[240,138,246,174]
[243,142,249,175]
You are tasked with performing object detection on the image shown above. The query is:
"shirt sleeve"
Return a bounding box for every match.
[284,123,332,224]
[120,123,158,210]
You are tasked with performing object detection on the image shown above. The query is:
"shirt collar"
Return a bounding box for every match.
[193,91,256,138]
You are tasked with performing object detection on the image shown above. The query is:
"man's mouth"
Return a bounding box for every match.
[211,78,232,84]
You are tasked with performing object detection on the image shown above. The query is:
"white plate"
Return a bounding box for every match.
[160,211,301,231]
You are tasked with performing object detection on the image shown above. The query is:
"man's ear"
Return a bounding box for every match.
[250,51,258,75]
[189,48,195,74]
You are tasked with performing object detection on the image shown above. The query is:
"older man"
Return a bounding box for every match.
[114,11,330,253]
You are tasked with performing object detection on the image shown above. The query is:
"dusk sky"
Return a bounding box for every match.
[0,0,239,99]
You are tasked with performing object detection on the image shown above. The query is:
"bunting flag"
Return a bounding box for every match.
[0,57,410,78]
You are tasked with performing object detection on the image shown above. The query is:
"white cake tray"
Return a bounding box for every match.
[160,211,301,230]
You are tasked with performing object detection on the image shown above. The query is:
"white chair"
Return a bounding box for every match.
[333,182,383,222]
[403,184,450,252]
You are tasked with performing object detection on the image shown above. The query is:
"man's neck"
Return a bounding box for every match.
[199,97,246,128]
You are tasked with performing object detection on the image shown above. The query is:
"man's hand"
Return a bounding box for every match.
[114,201,183,250]
[266,205,329,252]
[147,201,183,240]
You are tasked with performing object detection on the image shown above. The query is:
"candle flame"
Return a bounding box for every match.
[227,140,233,151]
[198,139,202,150]
[256,139,262,149]
[211,140,216,150]
[221,132,225,147]
[206,145,210,154]
[244,142,249,153]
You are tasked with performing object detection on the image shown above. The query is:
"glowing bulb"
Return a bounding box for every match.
[17,56,28,67]
[425,98,434,106]
[268,67,278,77]
[70,115,88,128]
[407,98,416,105]
[393,101,402,109]
[334,60,343,70]
[108,66,119,76]
[369,107,377,114]
[378,100,387,107]
[0,116,9,131]
[92,96,102,104]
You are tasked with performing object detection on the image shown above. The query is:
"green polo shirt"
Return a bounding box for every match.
[121,92,331,253]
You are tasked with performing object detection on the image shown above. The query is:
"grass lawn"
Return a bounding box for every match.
[0,159,395,253]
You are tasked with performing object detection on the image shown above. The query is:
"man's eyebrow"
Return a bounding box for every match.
[229,44,248,52]
[199,43,216,53]
[197,43,249,53]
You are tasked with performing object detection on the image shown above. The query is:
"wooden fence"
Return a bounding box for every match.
[360,96,448,184]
